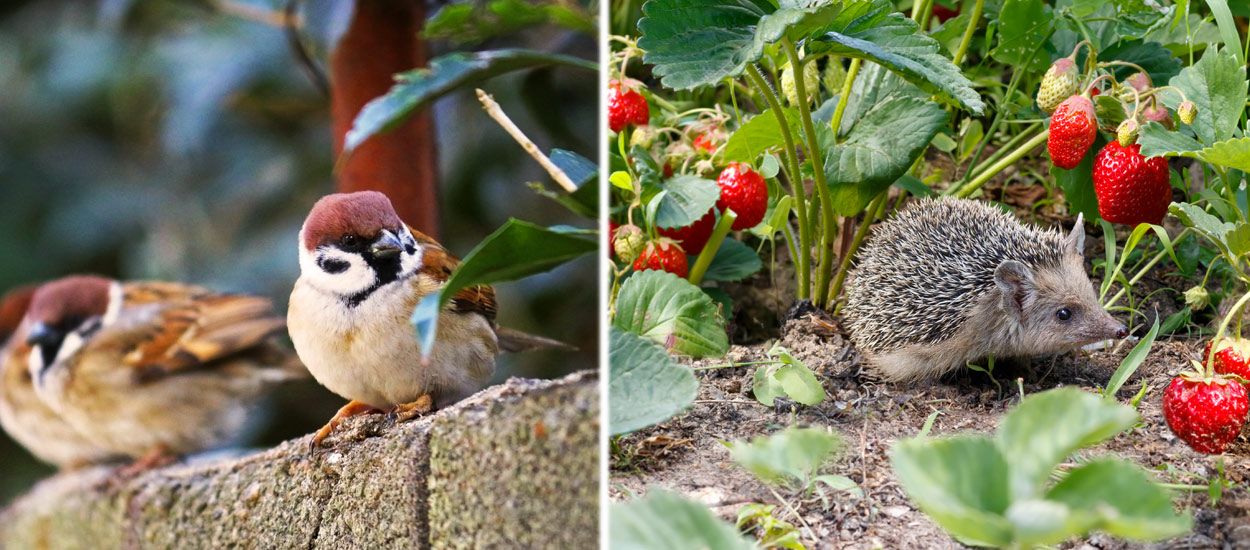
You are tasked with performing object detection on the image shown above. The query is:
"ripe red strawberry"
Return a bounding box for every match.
[633,240,688,278]
[658,209,716,254]
[1204,338,1250,379]
[1092,141,1171,226]
[1163,374,1248,454]
[715,162,768,230]
[693,132,717,153]
[608,80,649,133]
[1047,95,1097,169]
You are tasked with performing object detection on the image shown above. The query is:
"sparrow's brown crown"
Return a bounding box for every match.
[0,285,36,344]
[302,191,405,251]
[27,275,111,328]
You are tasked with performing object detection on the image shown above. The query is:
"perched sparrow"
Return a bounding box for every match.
[24,275,300,465]
[289,191,564,447]
[0,284,114,468]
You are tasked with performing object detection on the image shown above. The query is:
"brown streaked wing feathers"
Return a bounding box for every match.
[408,224,497,323]
[121,283,285,377]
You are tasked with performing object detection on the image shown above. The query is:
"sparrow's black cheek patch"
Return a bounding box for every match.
[318,257,350,274]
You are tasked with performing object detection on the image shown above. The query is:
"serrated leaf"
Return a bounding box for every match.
[1169,201,1235,257]
[992,0,1054,72]
[654,175,719,229]
[613,270,729,357]
[1046,459,1192,541]
[1137,121,1204,158]
[723,109,801,163]
[1159,46,1247,146]
[729,427,843,488]
[344,49,596,152]
[609,328,699,435]
[890,436,1014,547]
[995,388,1139,501]
[834,62,928,136]
[1099,40,1183,84]
[822,96,947,215]
[702,239,763,282]
[611,490,755,550]
[1094,95,1129,131]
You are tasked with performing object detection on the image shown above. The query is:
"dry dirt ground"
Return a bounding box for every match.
[610,311,1250,549]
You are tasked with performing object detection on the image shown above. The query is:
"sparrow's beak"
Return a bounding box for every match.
[26,322,63,372]
[370,230,403,260]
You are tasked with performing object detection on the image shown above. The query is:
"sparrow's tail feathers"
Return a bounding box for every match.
[494,326,577,353]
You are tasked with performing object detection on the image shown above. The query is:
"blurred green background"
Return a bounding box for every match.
[0,0,598,502]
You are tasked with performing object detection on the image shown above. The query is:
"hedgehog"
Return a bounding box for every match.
[843,198,1127,381]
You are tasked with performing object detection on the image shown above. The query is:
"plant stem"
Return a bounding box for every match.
[746,64,812,300]
[1209,290,1250,377]
[688,210,736,286]
[829,191,888,311]
[829,59,863,137]
[785,39,839,309]
[967,123,1042,181]
[955,130,1049,198]
[1103,229,1191,309]
[952,0,985,65]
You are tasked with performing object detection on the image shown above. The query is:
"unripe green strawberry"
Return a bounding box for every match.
[1116,119,1139,147]
[629,125,658,149]
[1184,285,1211,310]
[1093,141,1171,226]
[1178,101,1197,125]
[1036,57,1080,114]
[612,224,645,263]
[1047,95,1097,169]
[781,60,820,106]
[823,59,847,96]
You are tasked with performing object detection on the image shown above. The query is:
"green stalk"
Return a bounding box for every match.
[967,123,1042,181]
[784,39,838,309]
[952,0,985,65]
[829,191,889,311]
[746,64,812,299]
[688,210,736,286]
[829,59,863,136]
[1208,290,1250,377]
[1102,230,1192,309]
[955,130,1049,198]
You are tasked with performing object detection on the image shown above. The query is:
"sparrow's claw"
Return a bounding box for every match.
[310,400,379,451]
[111,446,175,482]
[391,394,433,422]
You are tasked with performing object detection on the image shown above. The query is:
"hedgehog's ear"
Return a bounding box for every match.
[1064,213,1085,255]
[994,260,1036,317]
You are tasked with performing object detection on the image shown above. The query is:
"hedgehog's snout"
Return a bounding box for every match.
[1114,325,1128,339]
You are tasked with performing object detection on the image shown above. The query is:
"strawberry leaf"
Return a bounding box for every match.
[1045,459,1192,541]
[1157,46,1247,147]
[701,239,763,282]
[613,270,729,357]
[611,490,755,550]
[991,0,1054,73]
[608,328,698,435]
[890,436,1015,547]
[653,175,719,230]
[728,427,843,489]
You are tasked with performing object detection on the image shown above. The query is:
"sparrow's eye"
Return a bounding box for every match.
[339,234,360,249]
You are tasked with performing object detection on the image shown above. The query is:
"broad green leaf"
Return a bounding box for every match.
[1159,46,1247,146]
[702,239,763,282]
[611,490,755,550]
[723,109,800,163]
[1047,459,1193,541]
[613,270,729,357]
[411,219,593,357]
[774,362,826,406]
[1004,499,1092,546]
[833,62,927,136]
[609,328,698,435]
[1099,40,1183,84]
[995,388,1138,501]
[890,436,1014,547]
[753,363,786,406]
[1051,135,1103,222]
[1141,129,1250,173]
[344,49,596,152]
[1200,138,1250,173]
[424,0,595,45]
[654,175,719,229]
[823,96,947,215]
[729,427,843,488]
[808,0,984,113]
[1104,318,1158,399]
[1169,202,1236,258]
[992,0,1054,72]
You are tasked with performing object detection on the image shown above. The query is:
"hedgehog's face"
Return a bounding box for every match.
[995,254,1128,352]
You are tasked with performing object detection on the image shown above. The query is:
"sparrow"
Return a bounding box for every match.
[23,275,301,466]
[289,191,565,447]
[0,284,115,468]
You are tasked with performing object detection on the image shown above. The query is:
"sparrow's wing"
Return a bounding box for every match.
[408,224,498,323]
[120,283,285,378]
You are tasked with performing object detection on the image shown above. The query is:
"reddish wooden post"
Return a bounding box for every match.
[329,0,441,237]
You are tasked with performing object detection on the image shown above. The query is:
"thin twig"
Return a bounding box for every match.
[208,0,297,27]
[283,0,329,97]
[475,89,578,193]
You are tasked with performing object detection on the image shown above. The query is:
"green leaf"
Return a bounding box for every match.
[1104,318,1159,399]
[1169,201,1236,258]
[528,149,598,218]
[344,49,596,152]
[608,328,699,435]
[729,427,843,488]
[424,0,596,45]
[1046,459,1193,541]
[702,239,763,282]
[1159,46,1247,146]
[611,490,755,550]
[1099,40,1182,84]
[1004,499,1091,546]
[723,109,801,163]
[752,363,785,406]
[1141,127,1250,173]
[834,62,928,136]
[890,436,1014,547]
[767,344,826,406]
[992,0,1054,73]
[808,0,985,113]
[654,175,719,229]
[1200,138,1250,172]
[613,270,729,357]
[995,388,1139,501]
[410,219,594,357]
[822,96,947,215]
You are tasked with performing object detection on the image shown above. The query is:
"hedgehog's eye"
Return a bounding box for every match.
[1055,307,1072,321]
